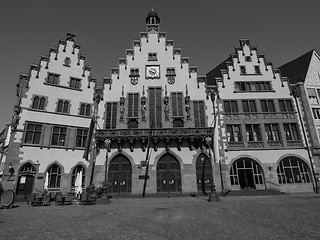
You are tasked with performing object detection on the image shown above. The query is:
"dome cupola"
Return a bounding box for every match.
[146,9,160,25]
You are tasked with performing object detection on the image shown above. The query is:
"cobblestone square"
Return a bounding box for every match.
[1,194,320,240]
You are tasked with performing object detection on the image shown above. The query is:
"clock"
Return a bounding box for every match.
[146,66,160,79]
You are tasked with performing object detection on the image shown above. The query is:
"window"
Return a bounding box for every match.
[193,101,206,127]
[307,88,318,105]
[171,92,184,117]
[279,99,294,112]
[24,123,42,144]
[242,100,257,113]
[48,164,61,189]
[245,56,252,62]
[254,66,261,74]
[130,68,139,76]
[265,124,281,141]
[76,128,88,148]
[47,73,60,85]
[79,103,91,117]
[51,126,67,146]
[283,123,300,141]
[235,81,272,92]
[166,68,176,76]
[105,102,117,129]
[69,77,81,89]
[261,100,275,112]
[128,93,139,118]
[240,66,246,75]
[312,108,320,119]
[71,165,85,188]
[226,125,242,142]
[223,100,238,114]
[64,57,71,67]
[148,52,157,61]
[277,157,311,184]
[32,96,46,110]
[56,100,70,114]
[246,124,261,141]
[149,87,162,128]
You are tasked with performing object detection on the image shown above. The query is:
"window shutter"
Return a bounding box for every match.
[68,127,76,149]
[42,124,52,147]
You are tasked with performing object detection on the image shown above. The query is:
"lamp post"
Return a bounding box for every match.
[104,139,111,183]
[33,161,40,194]
[101,139,111,203]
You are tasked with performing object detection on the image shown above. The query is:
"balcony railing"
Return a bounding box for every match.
[248,141,264,149]
[222,112,297,121]
[287,140,303,148]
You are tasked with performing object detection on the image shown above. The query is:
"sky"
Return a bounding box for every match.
[1,0,320,131]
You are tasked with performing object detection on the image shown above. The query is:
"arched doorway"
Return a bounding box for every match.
[71,165,85,189]
[16,163,36,196]
[108,155,132,194]
[277,156,311,184]
[196,154,213,193]
[230,158,265,189]
[156,154,181,193]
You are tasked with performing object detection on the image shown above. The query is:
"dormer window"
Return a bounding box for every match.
[240,66,246,75]
[148,52,157,61]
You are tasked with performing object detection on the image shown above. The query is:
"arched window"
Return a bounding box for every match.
[32,96,39,109]
[63,101,69,113]
[80,103,86,116]
[57,100,70,114]
[48,164,61,189]
[39,97,46,110]
[71,165,85,187]
[277,157,311,184]
[85,104,91,116]
[57,100,63,113]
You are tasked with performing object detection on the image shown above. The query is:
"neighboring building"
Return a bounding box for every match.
[279,50,320,187]
[0,124,11,181]
[207,40,315,193]
[1,33,94,196]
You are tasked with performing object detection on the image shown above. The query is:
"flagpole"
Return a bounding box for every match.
[142,120,154,197]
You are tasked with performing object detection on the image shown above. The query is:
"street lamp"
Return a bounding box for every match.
[101,139,111,204]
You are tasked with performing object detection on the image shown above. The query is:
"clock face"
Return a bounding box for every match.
[146,66,160,78]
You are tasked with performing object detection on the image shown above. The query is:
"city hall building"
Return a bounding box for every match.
[1,11,319,197]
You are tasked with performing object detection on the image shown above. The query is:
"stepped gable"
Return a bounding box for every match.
[206,39,287,87]
[28,32,91,81]
[104,10,200,90]
[278,50,314,84]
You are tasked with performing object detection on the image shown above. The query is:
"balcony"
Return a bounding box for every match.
[96,127,215,152]
[267,141,283,148]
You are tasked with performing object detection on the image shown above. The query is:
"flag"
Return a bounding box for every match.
[83,118,95,161]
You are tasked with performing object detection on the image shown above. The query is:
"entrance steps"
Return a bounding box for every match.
[221,188,286,197]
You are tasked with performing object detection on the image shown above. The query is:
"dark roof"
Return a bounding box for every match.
[206,57,230,86]
[278,50,314,84]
